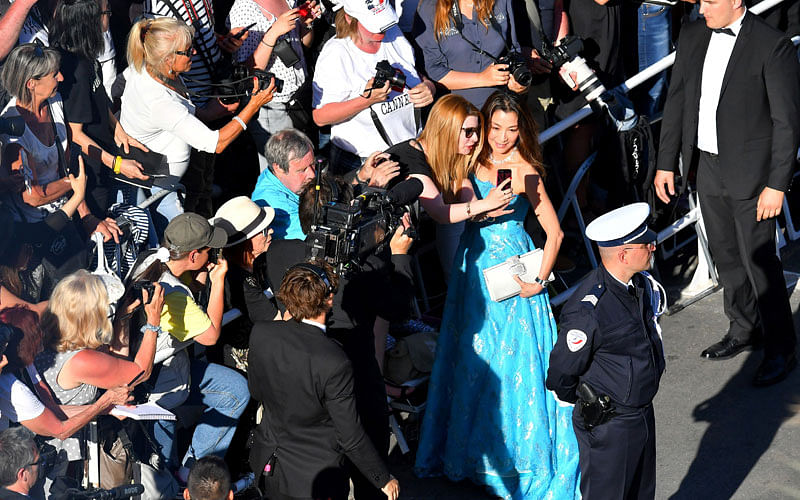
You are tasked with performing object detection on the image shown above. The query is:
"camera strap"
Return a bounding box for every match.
[448,2,513,62]
[46,100,69,179]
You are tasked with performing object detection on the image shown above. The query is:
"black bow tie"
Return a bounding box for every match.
[712,27,735,36]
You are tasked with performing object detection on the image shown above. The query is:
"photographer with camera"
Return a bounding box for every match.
[228,0,321,158]
[0,426,39,500]
[208,196,278,369]
[312,0,434,173]
[127,213,249,486]
[31,271,163,468]
[413,0,528,108]
[248,261,400,500]
[120,17,276,229]
[256,173,414,499]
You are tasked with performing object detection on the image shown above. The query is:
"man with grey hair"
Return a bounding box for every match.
[250,129,317,240]
[0,427,39,500]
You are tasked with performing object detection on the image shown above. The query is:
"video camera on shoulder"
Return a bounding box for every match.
[306,177,422,277]
[540,35,606,103]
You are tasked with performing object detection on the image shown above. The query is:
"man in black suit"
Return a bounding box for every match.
[0,427,40,500]
[655,0,800,386]
[248,262,400,500]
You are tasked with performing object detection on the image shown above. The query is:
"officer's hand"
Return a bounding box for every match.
[757,186,784,221]
[653,170,675,204]
[381,478,399,500]
[513,274,544,298]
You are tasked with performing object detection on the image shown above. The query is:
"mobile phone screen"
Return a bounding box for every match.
[497,168,512,189]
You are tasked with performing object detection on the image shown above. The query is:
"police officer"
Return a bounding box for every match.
[546,203,666,499]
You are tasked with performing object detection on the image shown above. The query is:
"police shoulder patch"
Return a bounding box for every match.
[566,329,588,352]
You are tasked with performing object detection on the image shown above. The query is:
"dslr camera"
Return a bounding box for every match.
[497,51,533,87]
[374,60,406,92]
[540,35,606,102]
[218,63,284,105]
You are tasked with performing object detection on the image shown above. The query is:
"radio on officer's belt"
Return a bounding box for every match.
[577,382,615,429]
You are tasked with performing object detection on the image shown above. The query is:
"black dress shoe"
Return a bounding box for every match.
[700,336,755,360]
[753,352,797,387]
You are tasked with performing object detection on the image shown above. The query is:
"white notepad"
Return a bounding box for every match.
[110,402,176,421]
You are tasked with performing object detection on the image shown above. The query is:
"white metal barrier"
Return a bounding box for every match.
[542,0,796,309]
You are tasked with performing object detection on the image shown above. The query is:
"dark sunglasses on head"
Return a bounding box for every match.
[462,127,480,139]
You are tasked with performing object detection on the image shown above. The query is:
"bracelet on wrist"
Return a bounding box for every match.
[113,156,122,175]
[141,323,162,335]
[260,37,275,47]
[232,116,247,130]
[466,201,472,217]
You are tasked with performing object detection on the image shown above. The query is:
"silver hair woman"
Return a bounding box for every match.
[0,44,76,225]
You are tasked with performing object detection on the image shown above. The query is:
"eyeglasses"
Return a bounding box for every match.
[174,47,193,57]
[101,9,113,16]
[461,127,480,139]
[25,456,44,468]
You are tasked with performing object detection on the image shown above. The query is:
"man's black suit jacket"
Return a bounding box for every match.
[248,319,390,499]
[657,13,800,200]
[0,488,29,500]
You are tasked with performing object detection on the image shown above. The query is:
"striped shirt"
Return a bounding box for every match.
[145,0,221,106]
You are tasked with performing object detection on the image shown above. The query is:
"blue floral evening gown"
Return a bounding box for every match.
[415,175,580,499]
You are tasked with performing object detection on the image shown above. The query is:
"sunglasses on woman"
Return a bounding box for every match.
[462,127,480,139]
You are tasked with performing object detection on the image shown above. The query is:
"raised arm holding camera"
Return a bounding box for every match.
[413,0,528,109]
[228,0,321,157]
[312,0,434,173]
[120,17,276,226]
[127,213,249,483]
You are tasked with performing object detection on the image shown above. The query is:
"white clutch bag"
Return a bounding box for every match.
[482,249,555,302]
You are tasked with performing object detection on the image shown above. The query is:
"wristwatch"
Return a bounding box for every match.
[534,276,551,287]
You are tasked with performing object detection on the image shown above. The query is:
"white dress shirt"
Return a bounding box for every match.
[697,10,747,154]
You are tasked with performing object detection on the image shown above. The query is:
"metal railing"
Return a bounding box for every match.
[542,0,796,308]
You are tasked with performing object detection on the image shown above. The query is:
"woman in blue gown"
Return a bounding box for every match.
[415,91,580,499]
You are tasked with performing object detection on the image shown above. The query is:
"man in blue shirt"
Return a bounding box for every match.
[251,129,317,240]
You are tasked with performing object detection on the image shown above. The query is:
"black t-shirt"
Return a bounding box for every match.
[57,50,115,215]
[385,139,434,188]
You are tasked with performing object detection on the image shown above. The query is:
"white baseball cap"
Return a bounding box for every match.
[336,0,398,34]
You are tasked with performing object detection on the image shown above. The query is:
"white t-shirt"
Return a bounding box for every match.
[0,373,45,430]
[120,67,219,178]
[227,0,306,103]
[312,27,421,157]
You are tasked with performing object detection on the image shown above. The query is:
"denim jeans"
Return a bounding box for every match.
[153,359,250,469]
[636,4,672,118]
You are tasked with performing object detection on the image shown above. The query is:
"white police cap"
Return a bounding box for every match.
[585,202,657,247]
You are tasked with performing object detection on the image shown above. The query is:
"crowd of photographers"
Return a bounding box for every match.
[0,0,797,498]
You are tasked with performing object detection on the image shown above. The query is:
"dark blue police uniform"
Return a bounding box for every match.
[546,264,665,499]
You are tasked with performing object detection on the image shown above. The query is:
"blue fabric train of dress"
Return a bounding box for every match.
[415,175,581,499]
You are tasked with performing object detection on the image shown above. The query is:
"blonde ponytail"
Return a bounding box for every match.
[127,17,194,72]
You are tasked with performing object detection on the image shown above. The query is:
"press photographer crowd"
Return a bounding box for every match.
[0,0,797,497]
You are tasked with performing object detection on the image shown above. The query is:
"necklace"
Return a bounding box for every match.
[489,148,516,165]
